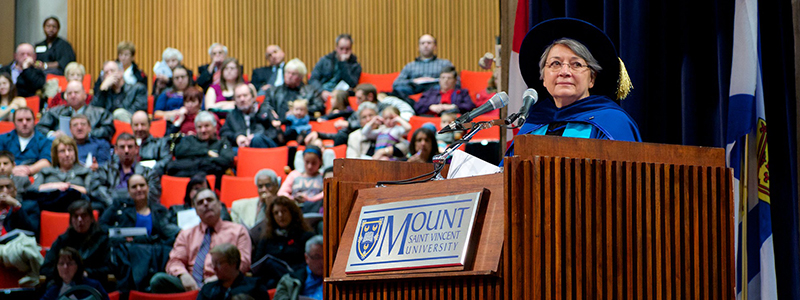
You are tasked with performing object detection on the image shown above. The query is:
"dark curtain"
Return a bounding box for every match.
[523,0,798,297]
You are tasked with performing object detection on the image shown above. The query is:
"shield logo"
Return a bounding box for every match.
[356,217,384,261]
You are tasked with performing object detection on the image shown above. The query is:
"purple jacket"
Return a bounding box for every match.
[414,88,475,116]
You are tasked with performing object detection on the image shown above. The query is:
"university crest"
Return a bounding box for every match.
[356,217,384,261]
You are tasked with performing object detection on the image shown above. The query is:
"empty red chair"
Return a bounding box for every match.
[219,175,258,207]
[237,146,290,181]
[358,72,400,93]
[160,174,216,207]
[129,290,198,300]
[460,70,493,99]
[310,118,341,134]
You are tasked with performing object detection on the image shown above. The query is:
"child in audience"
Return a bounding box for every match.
[318,89,353,121]
[363,106,411,160]
[284,99,312,144]
[435,112,458,152]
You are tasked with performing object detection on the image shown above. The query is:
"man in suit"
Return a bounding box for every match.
[230,169,280,229]
[0,43,46,97]
[252,45,286,95]
[196,43,228,92]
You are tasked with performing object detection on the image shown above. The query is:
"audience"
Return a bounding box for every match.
[263,58,324,119]
[197,244,270,300]
[41,200,110,285]
[131,111,172,174]
[152,47,192,96]
[154,65,194,121]
[231,169,281,229]
[357,83,414,120]
[363,106,411,160]
[37,81,115,141]
[0,107,52,176]
[71,114,111,170]
[220,84,283,149]
[205,57,247,111]
[345,102,378,159]
[40,247,110,300]
[92,60,148,123]
[415,65,474,116]
[99,174,179,245]
[33,135,91,196]
[0,175,40,287]
[150,189,251,293]
[0,151,32,199]
[318,89,353,122]
[168,173,232,227]
[92,133,160,208]
[34,16,76,76]
[252,45,285,94]
[250,196,314,285]
[392,34,454,99]
[197,43,229,92]
[0,72,27,121]
[174,86,213,135]
[283,99,312,145]
[309,34,362,100]
[92,41,148,95]
[278,145,324,205]
[0,43,46,97]
[167,111,234,179]
[406,127,440,163]
[47,62,93,109]
[273,235,324,300]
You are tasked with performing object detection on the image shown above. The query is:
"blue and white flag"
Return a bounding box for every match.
[727,0,777,299]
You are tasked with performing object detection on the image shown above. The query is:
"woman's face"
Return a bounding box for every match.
[272,204,292,229]
[166,57,180,69]
[358,109,377,127]
[70,208,93,234]
[118,50,133,67]
[304,153,322,176]
[414,132,433,158]
[172,68,189,91]
[541,44,594,107]
[57,255,78,284]
[222,61,239,82]
[66,71,84,82]
[188,183,207,202]
[0,76,11,97]
[57,143,75,169]
[184,98,201,114]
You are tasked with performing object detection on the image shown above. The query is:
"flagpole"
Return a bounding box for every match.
[741,133,750,300]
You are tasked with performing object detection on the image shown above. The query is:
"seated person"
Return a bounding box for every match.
[40,200,110,285]
[91,133,160,208]
[0,107,52,177]
[71,114,111,171]
[220,84,283,149]
[46,62,93,109]
[317,89,353,122]
[33,135,92,196]
[196,43,228,92]
[154,65,193,122]
[283,99,312,145]
[263,58,324,120]
[131,111,172,174]
[197,244,270,300]
[167,111,234,180]
[168,173,232,228]
[40,247,110,300]
[273,235,324,300]
[250,196,314,285]
[174,86,216,135]
[150,189,251,293]
[35,17,76,76]
[252,45,285,94]
[309,34,362,99]
[278,146,324,205]
[345,102,378,159]
[99,174,179,245]
[405,127,440,163]
[92,41,148,95]
[414,66,474,116]
[152,47,193,97]
[363,106,411,160]
[0,175,40,287]
[0,43,46,97]
[230,169,280,229]
[291,137,335,174]
[0,152,32,200]
[392,34,454,99]
[92,60,147,123]
[37,81,115,141]
[0,72,28,121]
[205,57,245,111]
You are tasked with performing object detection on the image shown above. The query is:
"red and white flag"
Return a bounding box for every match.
[506,0,530,144]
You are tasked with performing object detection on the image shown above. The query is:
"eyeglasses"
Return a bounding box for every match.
[546,61,590,72]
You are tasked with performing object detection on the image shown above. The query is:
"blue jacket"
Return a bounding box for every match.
[0,130,52,165]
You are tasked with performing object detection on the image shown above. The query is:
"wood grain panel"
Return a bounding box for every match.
[68,0,499,91]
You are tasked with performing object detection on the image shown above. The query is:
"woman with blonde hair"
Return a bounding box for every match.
[33,135,91,195]
[47,62,92,109]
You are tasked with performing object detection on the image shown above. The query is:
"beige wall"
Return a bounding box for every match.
[0,0,16,64]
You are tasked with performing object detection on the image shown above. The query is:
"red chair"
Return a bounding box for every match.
[25,96,40,119]
[147,95,155,115]
[219,175,258,207]
[0,121,14,134]
[160,174,216,207]
[268,288,276,299]
[82,74,93,94]
[150,119,167,138]
[409,93,423,102]
[129,290,198,300]
[112,120,133,145]
[108,291,121,300]
[408,116,440,138]
[46,74,69,91]
[256,95,265,105]
[236,147,290,181]
[39,210,99,250]
[310,118,341,134]
[460,70,493,99]
[348,96,359,110]
[358,72,400,93]
[0,265,25,289]
[469,116,501,141]
[331,144,347,159]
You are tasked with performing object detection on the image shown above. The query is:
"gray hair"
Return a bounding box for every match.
[254,168,281,186]
[284,58,308,77]
[207,43,228,56]
[538,38,603,80]
[162,47,184,61]
[194,111,217,130]
[335,33,353,45]
[357,102,378,117]
[305,235,324,253]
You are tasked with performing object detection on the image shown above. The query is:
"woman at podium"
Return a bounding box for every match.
[505,18,641,158]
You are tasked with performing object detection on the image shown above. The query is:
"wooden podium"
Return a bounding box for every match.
[323,135,734,299]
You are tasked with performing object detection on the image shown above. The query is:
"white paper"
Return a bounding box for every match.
[334,80,351,91]
[177,208,200,230]
[138,160,157,169]
[446,150,501,179]
[84,152,93,168]
[59,116,72,137]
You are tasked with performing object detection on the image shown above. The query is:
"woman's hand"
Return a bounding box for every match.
[407,151,425,163]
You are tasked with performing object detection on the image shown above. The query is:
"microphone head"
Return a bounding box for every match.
[491,92,510,109]
[523,89,538,102]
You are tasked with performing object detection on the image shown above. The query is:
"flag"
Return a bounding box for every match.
[506,0,529,144]
[727,0,778,298]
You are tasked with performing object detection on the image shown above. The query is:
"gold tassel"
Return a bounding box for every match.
[616,57,633,100]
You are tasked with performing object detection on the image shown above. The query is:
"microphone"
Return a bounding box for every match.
[440,92,509,134]
[508,89,538,127]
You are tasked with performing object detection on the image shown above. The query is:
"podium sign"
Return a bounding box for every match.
[345,192,483,274]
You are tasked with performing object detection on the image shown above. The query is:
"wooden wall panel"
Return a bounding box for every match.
[68,0,499,90]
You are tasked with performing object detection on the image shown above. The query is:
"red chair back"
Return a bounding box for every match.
[236,146,290,181]
[46,74,69,91]
[82,74,93,93]
[150,119,167,138]
[358,72,400,93]
[331,144,347,159]
[160,174,216,207]
[219,175,259,207]
[111,120,133,145]
[108,291,121,300]
[310,118,341,134]
[0,121,14,134]
[40,211,70,250]
[408,116,440,139]
[0,265,25,289]
[147,95,155,115]
[460,70,493,99]
[129,290,198,300]
[25,96,40,119]
[348,96,359,110]
[469,115,501,141]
